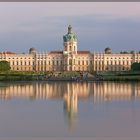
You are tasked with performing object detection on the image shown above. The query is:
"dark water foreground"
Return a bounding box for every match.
[0,81,140,140]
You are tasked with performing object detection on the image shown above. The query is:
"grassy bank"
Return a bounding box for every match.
[0,71,46,81]
[0,71,140,81]
[0,71,81,81]
[98,71,140,81]
[103,75,140,81]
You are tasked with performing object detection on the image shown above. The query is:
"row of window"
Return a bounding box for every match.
[7,61,139,66]
[8,57,33,60]
[64,46,76,51]
[1,56,140,61]
[77,60,92,65]
[94,66,130,71]
[95,57,133,60]
[94,61,135,65]
[12,67,33,71]
[10,61,33,65]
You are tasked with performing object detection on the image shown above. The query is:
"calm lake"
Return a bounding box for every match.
[0,81,140,139]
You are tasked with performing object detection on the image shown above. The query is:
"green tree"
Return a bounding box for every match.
[120,51,128,54]
[130,50,135,54]
[131,62,140,71]
[0,61,11,72]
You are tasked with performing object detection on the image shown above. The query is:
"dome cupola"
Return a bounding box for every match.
[104,47,112,54]
[63,25,77,42]
[29,48,37,55]
[63,25,78,55]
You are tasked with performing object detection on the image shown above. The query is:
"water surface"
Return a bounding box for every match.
[0,81,140,139]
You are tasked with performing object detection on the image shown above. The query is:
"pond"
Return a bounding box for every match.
[0,81,140,140]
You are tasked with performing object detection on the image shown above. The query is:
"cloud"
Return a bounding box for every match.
[0,3,140,53]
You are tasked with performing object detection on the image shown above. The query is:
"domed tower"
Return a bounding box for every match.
[63,25,77,54]
[29,48,37,55]
[104,47,112,54]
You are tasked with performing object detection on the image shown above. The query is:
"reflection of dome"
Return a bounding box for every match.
[63,25,77,42]
[104,47,112,54]
[29,48,37,54]
[63,92,78,129]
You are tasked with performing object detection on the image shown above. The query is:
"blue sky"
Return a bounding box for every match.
[0,2,140,53]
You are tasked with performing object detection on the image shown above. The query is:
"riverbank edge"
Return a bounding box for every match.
[0,77,140,82]
[0,71,140,82]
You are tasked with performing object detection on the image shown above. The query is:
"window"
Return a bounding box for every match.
[69,46,72,51]
[69,59,72,65]
[119,61,121,65]
[73,59,75,65]
[78,61,80,65]
[57,60,59,65]
[82,60,84,65]
[95,61,97,65]
[90,61,92,65]
[107,61,109,65]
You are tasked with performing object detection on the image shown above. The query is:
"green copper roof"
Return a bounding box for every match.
[63,25,77,42]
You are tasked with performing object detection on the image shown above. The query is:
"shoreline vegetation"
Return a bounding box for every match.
[0,71,140,82]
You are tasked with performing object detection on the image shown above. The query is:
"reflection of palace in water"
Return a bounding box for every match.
[0,82,140,101]
[0,82,140,127]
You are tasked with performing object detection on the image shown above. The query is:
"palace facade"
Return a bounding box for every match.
[0,25,140,72]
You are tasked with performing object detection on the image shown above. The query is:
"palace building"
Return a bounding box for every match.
[0,25,140,72]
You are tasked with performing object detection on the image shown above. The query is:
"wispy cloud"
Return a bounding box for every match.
[0,3,140,53]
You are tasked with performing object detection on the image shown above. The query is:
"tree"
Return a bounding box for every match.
[0,61,11,72]
[130,50,135,54]
[131,62,140,71]
[120,51,128,54]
